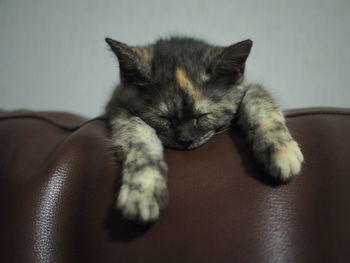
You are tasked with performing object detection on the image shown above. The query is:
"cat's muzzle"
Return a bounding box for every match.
[187,131,215,150]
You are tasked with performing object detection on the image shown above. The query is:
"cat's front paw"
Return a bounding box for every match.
[117,167,168,223]
[268,140,304,181]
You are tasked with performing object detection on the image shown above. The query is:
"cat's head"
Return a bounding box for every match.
[106,36,252,150]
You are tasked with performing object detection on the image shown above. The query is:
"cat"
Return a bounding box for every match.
[104,36,304,223]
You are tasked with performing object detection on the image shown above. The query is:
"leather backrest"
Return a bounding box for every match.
[0,108,349,263]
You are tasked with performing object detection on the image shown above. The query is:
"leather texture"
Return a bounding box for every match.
[0,108,350,263]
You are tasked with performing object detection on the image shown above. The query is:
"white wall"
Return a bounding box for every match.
[1,0,349,117]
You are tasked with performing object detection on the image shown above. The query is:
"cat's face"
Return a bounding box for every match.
[106,37,252,149]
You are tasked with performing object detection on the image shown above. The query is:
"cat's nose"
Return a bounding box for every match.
[177,138,194,148]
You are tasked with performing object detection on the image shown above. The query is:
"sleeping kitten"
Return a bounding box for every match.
[104,36,303,223]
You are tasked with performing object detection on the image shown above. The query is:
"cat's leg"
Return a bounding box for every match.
[237,84,304,181]
[109,109,168,222]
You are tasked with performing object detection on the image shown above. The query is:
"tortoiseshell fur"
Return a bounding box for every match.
[105,36,303,223]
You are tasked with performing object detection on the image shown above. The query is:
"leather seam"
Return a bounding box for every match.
[285,111,350,118]
[0,111,349,129]
[0,115,87,131]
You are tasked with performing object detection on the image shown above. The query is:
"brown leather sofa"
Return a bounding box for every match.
[0,108,350,263]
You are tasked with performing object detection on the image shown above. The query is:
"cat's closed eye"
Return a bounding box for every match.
[158,113,212,126]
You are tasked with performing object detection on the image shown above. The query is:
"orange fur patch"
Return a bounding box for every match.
[175,68,189,88]
[175,68,201,99]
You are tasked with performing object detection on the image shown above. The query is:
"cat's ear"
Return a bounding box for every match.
[210,39,252,84]
[105,38,152,86]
